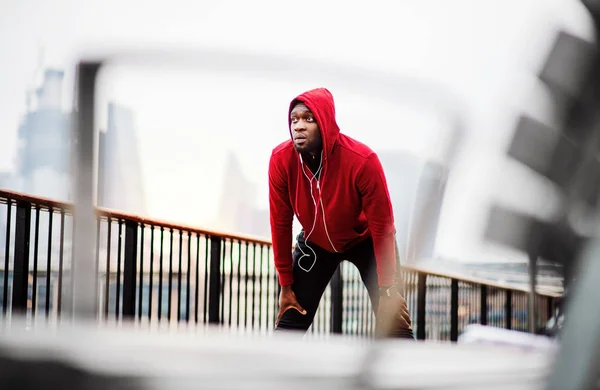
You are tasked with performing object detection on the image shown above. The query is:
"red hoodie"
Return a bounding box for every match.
[268,88,397,287]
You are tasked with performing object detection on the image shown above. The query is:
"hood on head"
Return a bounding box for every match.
[288,88,340,158]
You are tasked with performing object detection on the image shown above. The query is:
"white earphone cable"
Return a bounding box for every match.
[297,152,323,273]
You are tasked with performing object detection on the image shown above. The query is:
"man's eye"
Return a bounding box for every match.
[291,117,298,123]
[306,117,314,122]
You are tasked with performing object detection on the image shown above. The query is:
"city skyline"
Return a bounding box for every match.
[0,63,448,264]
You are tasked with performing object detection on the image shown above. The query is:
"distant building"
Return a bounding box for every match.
[378,151,446,264]
[407,161,447,261]
[14,69,72,200]
[218,152,270,238]
[98,102,146,215]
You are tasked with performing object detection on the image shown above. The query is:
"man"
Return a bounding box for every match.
[268,87,414,338]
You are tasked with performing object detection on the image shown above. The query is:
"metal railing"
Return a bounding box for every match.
[0,188,560,340]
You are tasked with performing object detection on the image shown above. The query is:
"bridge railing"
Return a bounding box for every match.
[0,188,560,340]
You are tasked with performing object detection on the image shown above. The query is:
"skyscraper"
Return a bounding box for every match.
[218,152,270,238]
[407,161,447,261]
[98,103,146,215]
[15,69,72,200]
[378,151,446,264]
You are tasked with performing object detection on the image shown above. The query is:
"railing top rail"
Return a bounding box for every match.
[402,263,562,298]
[0,188,72,212]
[0,187,562,297]
[99,207,272,246]
[0,188,272,246]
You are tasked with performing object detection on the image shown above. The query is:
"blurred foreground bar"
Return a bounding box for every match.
[0,317,553,390]
[486,27,599,287]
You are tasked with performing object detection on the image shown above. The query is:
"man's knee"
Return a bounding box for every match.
[275,308,315,332]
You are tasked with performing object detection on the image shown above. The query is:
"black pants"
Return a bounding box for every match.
[275,232,402,333]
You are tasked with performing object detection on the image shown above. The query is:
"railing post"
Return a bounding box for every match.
[528,253,538,333]
[12,201,31,314]
[330,265,343,334]
[450,279,459,342]
[208,236,222,324]
[416,272,427,340]
[2,199,12,315]
[480,284,488,326]
[547,296,554,322]
[122,220,138,318]
[505,289,513,330]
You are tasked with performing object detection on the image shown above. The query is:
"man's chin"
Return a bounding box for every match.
[293,144,307,153]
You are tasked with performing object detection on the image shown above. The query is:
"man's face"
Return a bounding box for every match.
[290,102,322,154]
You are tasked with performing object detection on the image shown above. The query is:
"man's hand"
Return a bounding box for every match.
[376,288,414,339]
[276,286,307,326]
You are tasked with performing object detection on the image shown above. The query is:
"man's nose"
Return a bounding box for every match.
[293,120,306,131]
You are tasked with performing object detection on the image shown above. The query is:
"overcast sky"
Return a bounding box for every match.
[0,0,595,263]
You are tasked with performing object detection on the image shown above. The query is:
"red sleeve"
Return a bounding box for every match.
[356,153,397,287]
[268,153,294,286]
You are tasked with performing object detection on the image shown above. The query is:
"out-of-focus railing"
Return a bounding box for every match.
[0,188,560,340]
